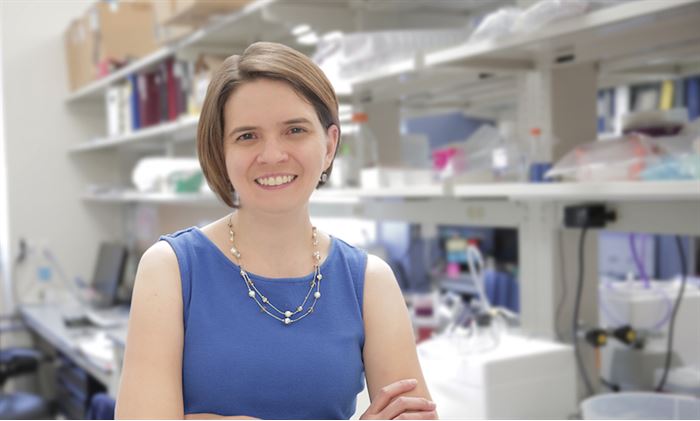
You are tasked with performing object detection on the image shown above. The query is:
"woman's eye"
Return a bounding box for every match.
[289,127,307,135]
[236,132,255,141]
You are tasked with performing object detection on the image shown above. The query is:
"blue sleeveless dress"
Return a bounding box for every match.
[159,227,367,419]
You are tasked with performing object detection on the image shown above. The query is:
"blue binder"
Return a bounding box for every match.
[128,73,141,130]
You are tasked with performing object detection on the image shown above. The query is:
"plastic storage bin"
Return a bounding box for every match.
[581,392,700,420]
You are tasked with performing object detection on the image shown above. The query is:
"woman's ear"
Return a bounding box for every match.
[324,124,340,169]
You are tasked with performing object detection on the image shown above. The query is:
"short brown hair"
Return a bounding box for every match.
[197,41,341,208]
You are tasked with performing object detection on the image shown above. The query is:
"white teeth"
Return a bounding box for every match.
[256,175,295,186]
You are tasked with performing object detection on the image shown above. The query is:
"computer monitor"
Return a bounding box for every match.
[91,242,127,308]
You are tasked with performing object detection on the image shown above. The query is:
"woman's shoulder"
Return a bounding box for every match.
[363,253,396,288]
[139,239,180,275]
[159,226,200,242]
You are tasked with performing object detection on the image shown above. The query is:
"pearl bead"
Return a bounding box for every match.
[285,311,292,318]
[297,306,303,312]
[240,270,246,276]
[248,290,255,298]
[284,318,291,325]
[262,297,268,303]
[317,274,323,280]
[314,291,321,299]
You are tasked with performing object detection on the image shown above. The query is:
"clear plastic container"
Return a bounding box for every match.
[581,392,700,420]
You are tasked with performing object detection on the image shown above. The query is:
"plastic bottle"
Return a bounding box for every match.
[351,112,380,169]
[527,127,553,182]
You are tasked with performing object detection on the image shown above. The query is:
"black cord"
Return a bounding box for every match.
[573,225,594,396]
[655,235,688,392]
[555,230,568,341]
[600,376,620,392]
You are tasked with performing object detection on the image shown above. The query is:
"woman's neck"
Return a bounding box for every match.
[229,207,317,275]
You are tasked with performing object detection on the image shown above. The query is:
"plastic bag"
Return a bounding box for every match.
[433,125,526,182]
[315,29,468,80]
[470,8,522,42]
[545,132,700,182]
[513,0,589,34]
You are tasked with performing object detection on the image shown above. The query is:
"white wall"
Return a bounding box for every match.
[0,1,123,315]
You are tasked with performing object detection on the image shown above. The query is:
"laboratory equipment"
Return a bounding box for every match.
[418,333,577,419]
[599,276,700,391]
[580,392,700,420]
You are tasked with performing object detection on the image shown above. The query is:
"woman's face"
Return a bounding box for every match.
[222,78,338,213]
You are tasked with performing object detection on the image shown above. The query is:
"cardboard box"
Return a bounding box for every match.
[152,0,177,26]
[152,0,194,45]
[64,17,96,91]
[85,1,159,64]
[166,0,254,26]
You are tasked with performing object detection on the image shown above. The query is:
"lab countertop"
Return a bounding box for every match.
[20,302,130,387]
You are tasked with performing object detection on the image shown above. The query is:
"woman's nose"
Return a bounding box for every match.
[256,137,289,164]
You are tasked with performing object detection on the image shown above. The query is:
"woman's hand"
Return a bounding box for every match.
[184,414,258,420]
[360,379,438,420]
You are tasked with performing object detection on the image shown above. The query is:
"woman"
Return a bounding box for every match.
[115,42,436,420]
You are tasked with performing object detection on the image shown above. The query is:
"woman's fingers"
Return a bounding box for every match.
[380,396,436,420]
[394,410,439,420]
[365,378,418,416]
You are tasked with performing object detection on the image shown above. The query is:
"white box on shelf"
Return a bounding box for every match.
[360,167,434,189]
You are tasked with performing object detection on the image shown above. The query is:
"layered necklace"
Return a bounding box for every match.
[227,215,323,326]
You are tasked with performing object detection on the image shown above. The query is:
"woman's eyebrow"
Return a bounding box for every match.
[227,118,312,137]
[281,118,312,126]
[227,125,258,138]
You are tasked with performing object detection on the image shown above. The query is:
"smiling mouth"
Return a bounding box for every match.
[254,175,298,187]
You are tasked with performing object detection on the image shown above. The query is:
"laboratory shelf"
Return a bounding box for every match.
[65,0,278,103]
[70,115,199,153]
[424,0,700,71]
[346,56,419,88]
[453,180,700,202]
[82,190,221,205]
[357,184,447,199]
[82,188,368,206]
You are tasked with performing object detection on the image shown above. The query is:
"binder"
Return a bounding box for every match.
[138,73,149,128]
[156,68,167,124]
[659,80,673,110]
[105,86,120,137]
[128,73,141,130]
[166,57,178,121]
[119,82,132,135]
[144,71,160,127]
[673,78,685,109]
[687,77,699,121]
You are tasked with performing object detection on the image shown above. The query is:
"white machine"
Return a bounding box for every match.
[417,333,578,419]
[599,277,700,393]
